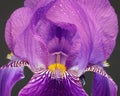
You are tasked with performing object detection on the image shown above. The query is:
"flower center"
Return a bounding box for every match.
[48,53,67,78]
[48,63,66,74]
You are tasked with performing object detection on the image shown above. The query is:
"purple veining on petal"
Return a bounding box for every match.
[0,60,29,69]
[19,71,88,96]
[47,22,77,53]
[34,21,77,45]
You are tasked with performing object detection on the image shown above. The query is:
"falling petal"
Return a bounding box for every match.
[19,71,88,96]
[92,73,117,96]
[0,63,24,96]
[85,65,117,96]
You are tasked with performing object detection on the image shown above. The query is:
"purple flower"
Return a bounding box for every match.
[0,0,118,96]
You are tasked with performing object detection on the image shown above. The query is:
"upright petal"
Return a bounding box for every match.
[19,71,88,96]
[45,0,92,74]
[77,0,118,64]
[92,73,117,96]
[46,0,92,46]
[5,7,32,57]
[0,63,24,96]
[33,19,90,75]
[24,0,90,73]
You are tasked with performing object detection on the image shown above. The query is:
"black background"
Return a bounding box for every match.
[0,0,120,96]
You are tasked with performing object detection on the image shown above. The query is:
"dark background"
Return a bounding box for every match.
[0,0,120,96]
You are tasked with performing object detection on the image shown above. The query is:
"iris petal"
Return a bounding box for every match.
[0,64,24,96]
[5,0,101,75]
[33,18,89,75]
[77,0,118,64]
[45,0,92,74]
[27,1,90,73]
[35,21,77,53]
[19,71,88,96]
[92,73,117,96]
[85,65,117,96]
[5,7,32,58]
[22,30,48,71]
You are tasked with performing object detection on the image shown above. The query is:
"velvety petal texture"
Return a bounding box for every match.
[92,73,117,96]
[0,64,24,96]
[19,71,88,96]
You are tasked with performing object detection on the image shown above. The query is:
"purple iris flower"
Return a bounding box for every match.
[0,0,118,96]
